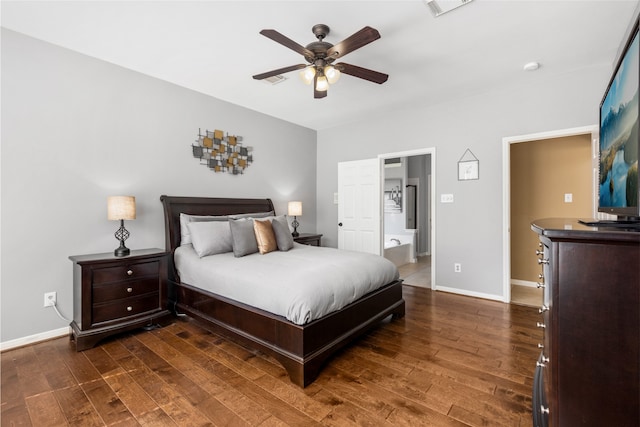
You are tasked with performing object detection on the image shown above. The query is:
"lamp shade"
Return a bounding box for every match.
[299,66,316,85]
[288,201,302,217]
[107,196,136,220]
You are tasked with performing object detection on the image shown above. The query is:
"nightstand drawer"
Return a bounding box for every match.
[92,277,160,304]
[92,292,160,324]
[92,260,159,285]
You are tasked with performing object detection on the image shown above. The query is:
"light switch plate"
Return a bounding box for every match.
[441,194,454,203]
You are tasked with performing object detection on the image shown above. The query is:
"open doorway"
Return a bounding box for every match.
[502,126,598,304]
[379,148,436,289]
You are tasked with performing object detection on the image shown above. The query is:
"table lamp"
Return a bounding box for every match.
[288,201,302,237]
[107,196,136,257]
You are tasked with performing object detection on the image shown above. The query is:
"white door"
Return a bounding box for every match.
[338,159,381,255]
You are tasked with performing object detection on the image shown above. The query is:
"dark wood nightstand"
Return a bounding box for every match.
[293,233,323,246]
[69,248,172,351]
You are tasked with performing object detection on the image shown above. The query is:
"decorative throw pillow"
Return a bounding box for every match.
[271,216,294,251]
[229,218,259,257]
[179,213,228,245]
[253,219,278,254]
[187,221,233,257]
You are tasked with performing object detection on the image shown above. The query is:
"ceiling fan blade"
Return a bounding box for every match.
[335,63,388,84]
[259,29,315,58]
[253,64,307,80]
[326,26,381,59]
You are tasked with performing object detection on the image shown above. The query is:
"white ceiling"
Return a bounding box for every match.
[2,0,639,130]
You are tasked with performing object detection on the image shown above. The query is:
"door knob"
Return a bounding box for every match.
[338,222,343,227]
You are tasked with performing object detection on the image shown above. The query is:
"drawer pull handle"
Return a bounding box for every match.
[127,270,133,276]
[535,249,544,256]
[536,282,546,289]
[126,306,133,312]
[539,305,549,313]
[127,287,133,293]
[541,356,549,363]
[538,273,544,280]
[541,406,549,415]
[537,343,544,349]
[536,322,546,329]
[536,361,546,368]
[537,258,549,265]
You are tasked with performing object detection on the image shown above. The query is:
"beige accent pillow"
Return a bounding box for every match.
[253,219,277,254]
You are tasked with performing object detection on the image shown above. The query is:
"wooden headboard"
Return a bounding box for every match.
[159,195,275,252]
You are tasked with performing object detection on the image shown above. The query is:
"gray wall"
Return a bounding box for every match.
[1,29,317,344]
[316,64,610,300]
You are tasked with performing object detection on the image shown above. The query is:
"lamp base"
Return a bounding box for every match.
[291,216,300,237]
[114,245,130,257]
[114,220,131,257]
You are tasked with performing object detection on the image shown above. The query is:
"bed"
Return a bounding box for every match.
[160,195,405,387]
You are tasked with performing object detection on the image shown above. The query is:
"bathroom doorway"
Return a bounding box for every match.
[379,148,435,289]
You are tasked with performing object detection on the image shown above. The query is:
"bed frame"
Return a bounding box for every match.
[160,195,405,387]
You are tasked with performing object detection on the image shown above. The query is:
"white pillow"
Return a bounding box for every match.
[187,221,233,257]
[179,213,228,245]
[229,211,274,220]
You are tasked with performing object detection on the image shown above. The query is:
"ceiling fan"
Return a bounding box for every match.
[252,24,388,99]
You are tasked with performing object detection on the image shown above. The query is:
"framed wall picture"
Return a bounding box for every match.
[458,148,479,180]
[458,159,479,180]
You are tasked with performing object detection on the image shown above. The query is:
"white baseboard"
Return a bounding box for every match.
[511,279,538,288]
[435,286,506,303]
[1,327,69,352]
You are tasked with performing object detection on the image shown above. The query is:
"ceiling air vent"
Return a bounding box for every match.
[385,158,402,168]
[262,75,287,85]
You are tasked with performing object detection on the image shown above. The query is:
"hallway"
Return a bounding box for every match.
[398,256,542,308]
[397,255,431,288]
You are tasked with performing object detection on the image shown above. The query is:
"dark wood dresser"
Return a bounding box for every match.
[531,218,640,426]
[69,248,172,351]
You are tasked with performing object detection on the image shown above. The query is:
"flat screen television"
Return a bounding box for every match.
[597,19,640,223]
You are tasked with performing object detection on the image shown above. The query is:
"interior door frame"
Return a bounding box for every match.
[501,125,598,302]
[379,147,436,290]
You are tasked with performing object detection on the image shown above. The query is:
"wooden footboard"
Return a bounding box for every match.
[160,195,406,387]
[169,279,405,387]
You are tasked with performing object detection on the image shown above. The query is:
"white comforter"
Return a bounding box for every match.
[174,243,399,325]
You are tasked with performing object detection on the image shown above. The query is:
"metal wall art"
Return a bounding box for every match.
[192,128,253,174]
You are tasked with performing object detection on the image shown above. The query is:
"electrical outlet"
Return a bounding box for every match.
[44,291,56,307]
[454,263,462,273]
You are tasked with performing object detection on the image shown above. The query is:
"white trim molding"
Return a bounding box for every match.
[1,327,69,352]
[502,125,598,304]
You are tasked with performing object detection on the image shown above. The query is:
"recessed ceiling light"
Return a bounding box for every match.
[523,62,540,71]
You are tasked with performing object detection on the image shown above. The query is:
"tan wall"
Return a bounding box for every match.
[510,135,593,283]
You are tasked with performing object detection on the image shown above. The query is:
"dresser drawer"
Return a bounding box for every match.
[92,260,159,285]
[92,277,160,304]
[92,292,160,324]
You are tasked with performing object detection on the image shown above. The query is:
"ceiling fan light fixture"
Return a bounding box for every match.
[315,75,329,92]
[324,65,341,84]
[299,66,316,85]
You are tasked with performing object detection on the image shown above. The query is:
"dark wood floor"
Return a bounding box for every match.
[2,285,541,426]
